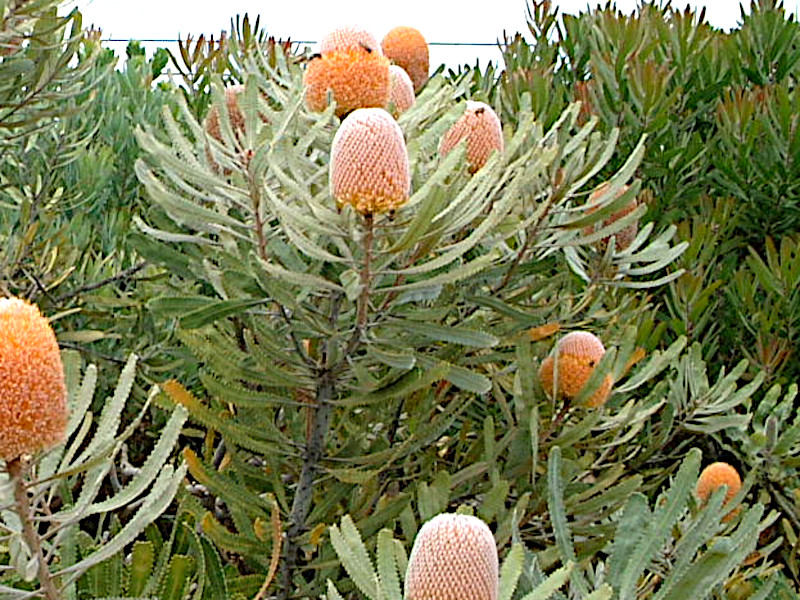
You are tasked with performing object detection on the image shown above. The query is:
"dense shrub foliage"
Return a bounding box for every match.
[1,1,800,599]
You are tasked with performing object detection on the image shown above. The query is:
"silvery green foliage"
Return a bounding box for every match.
[129,37,689,596]
[326,449,776,600]
[0,351,187,599]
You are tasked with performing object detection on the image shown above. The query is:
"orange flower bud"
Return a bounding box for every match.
[320,25,382,55]
[439,101,504,174]
[382,26,429,93]
[696,462,742,506]
[304,50,390,117]
[583,182,640,251]
[388,65,416,117]
[405,513,498,600]
[538,331,612,408]
[0,298,68,461]
[330,108,410,215]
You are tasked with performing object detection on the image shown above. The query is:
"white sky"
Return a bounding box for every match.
[70,0,800,69]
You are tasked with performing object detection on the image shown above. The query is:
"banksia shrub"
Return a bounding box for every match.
[583,182,640,251]
[388,64,415,117]
[320,24,382,55]
[696,462,742,509]
[538,331,612,408]
[439,101,504,174]
[0,297,67,461]
[330,107,410,216]
[382,26,429,92]
[304,49,390,117]
[405,513,498,600]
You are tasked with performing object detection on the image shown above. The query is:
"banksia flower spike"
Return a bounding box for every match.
[320,24,382,55]
[0,297,67,461]
[304,49,390,117]
[405,513,499,600]
[696,462,742,521]
[382,26,429,92]
[388,65,416,117]
[583,182,640,251]
[538,331,612,408]
[439,101,504,174]
[204,84,247,143]
[330,108,410,216]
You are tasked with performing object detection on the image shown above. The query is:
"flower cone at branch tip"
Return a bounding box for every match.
[696,462,742,519]
[405,513,499,600]
[330,108,410,216]
[0,298,68,462]
[304,49,390,117]
[439,101,504,174]
[388,65,416,117]
[382,26,429,92]
[204,85,247,142]
[538,331,612,408]
[320,24,382,55]
[583,182,640,251]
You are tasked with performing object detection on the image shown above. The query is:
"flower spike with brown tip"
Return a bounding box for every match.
[382,26,429,92]
[538,330,612,408]
[0,297,67,461]
[439,101,504,174]
[330,108,410,216]
[404,513,498,600]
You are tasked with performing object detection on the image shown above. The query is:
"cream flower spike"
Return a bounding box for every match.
[320,25,382,55]
[388,65,416,117]
[404,513,499,600]
[330,108,410,216]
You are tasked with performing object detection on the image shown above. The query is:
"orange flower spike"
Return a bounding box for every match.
[696,462,742,507]
[583,182,640,251]
[319,24,382,55]
[388,65,416,117]
[330,108,410,216]
[405,513,498,600]
[382,26,429,92]
[538,331,612,408]
[304,50,391,117]
[439,101,504,174]
[0,298,68,461]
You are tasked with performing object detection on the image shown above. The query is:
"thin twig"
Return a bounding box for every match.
[54,261,149,304]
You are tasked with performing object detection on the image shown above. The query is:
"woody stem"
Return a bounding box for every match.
[6,457,60,600]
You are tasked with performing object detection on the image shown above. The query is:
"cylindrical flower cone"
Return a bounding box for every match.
[388,65,416,117]
[304,50,391,117]
[0,298,68,461]
[405,513,498,600]
[696,462,742,521]
[204,85,247,143]
[538,331,612,408]
[583,182,640,251]
[330,108,410,216]
[320,24,382,55]
[439,101,504,174]
[382,26,429,92]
